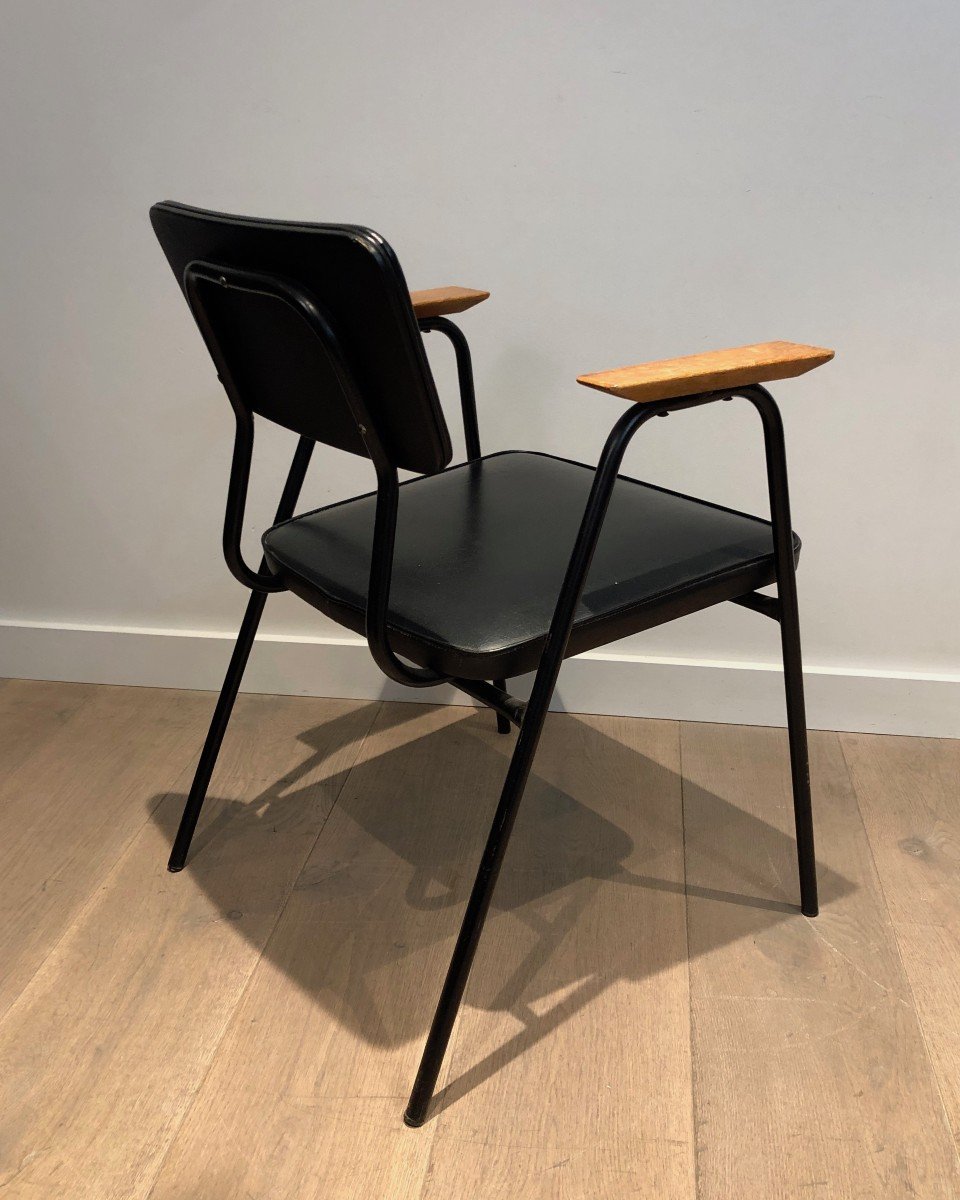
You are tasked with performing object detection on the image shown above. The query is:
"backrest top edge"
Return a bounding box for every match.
[150,200,387,254]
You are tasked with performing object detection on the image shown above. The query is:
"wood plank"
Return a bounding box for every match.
[577,341,834,404]
[0,683,214,1018]
[0,678,93,778]
[148,703,505,1200]
[0,692,379,1199]
[681,723,960,1198]
[410,285,490,318]
[841,732,960,1148]
[421,713,695,1200]
[4,685,959,1196]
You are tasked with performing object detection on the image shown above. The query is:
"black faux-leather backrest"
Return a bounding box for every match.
[150,201,453,474]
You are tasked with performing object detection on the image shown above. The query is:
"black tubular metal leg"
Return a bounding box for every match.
[168,435,315,873]
[404,667,555,1126]
[779,595,817,916]
[492,679,511,734]
[404,401,656,1127]
[167,589,266,871]
[743,385,818,917]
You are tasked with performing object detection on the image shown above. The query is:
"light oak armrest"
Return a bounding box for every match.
[577,341,834,404]
[410,286,490,319]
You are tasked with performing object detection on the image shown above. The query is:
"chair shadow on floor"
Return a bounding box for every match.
[147,699,854,1116]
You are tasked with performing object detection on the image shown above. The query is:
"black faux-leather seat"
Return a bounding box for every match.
[263,450,798,680]
[150,199,833,1130]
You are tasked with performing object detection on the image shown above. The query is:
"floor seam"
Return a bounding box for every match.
[678,720,701,1200]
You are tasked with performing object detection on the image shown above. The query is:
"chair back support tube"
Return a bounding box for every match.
[222,407,316,592]
[184,260,449,688]
[183,262,327,592]
[367,459,450,687]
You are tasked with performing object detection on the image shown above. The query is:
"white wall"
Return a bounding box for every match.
[2,0,958,732]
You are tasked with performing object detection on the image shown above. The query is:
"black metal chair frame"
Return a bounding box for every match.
[167,259,817,1129]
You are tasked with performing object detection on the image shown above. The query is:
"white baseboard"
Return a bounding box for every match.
[1,618,957,738]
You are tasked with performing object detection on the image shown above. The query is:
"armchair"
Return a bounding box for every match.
[150,199,834,1127]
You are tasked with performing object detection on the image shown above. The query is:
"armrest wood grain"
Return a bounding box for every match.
[577,341,834,404]
[410,286,490,318]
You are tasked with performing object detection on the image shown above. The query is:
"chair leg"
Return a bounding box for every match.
[749,383,819,917]
[779,587,819,917]
[492,679,510,734]
[167,588,267,872]
[404,685,552,1126]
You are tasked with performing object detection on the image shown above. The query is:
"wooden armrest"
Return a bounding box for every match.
[577,341,834,404]
[410,286,490,319]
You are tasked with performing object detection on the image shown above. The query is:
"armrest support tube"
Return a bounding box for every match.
[528,385,798,731]
[736,385,801,616]
[418,316,482,461]
[524,402,660,720]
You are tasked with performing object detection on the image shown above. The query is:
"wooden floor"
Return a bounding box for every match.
[0,679,958,1199]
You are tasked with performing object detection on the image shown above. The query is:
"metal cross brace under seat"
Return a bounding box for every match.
[448,678,528,728]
